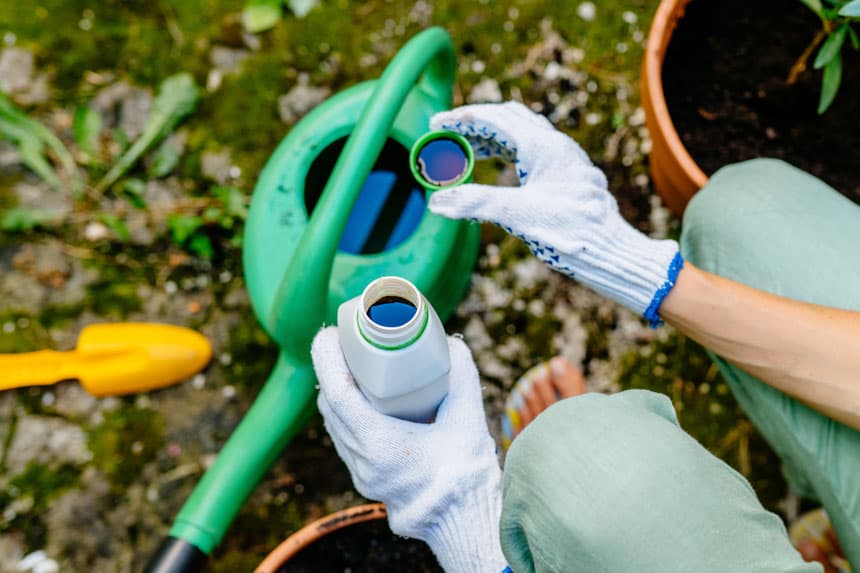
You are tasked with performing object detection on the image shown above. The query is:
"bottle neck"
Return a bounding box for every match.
[356,277,428,350]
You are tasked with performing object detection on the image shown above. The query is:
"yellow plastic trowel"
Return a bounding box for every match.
[0,323,212,396]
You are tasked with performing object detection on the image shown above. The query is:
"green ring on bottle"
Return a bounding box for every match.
[409,130,475,190]
[356,303,430,351]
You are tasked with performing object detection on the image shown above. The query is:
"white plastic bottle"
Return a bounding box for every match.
[337,276,450,422]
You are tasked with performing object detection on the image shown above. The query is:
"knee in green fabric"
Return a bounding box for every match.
[689,158,814,219]
[683,159,806,266]
[609,389,679,427]
[500,391,814,572]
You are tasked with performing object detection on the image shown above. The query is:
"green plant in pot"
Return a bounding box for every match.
[642,0,860,216]
[793,0,860,113]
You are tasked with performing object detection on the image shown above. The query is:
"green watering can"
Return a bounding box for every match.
[145,27,480,571]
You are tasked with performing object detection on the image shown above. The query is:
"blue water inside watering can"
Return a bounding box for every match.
[305,137,426,255]
[338,171,425,254]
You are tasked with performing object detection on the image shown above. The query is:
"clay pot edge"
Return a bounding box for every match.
[642,0,709,215]
[255,503,388,573]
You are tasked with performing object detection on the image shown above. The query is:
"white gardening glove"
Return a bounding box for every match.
[312,327,508,573]
[429,101,683,326]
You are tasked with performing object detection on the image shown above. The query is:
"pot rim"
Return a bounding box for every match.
[254,503,388,573]
[644,0,709,189]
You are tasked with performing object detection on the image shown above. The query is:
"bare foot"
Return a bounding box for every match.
[503,357,587,445]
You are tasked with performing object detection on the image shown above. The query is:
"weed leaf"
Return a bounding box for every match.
[72,106,102,156]
[0,93,81,193]
[96,73,199,193]
[242,0,283,33]
[0,207,60,232]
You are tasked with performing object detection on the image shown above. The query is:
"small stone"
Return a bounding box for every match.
[629,107,646,127]
[125,211,155,246]
[54,381,99,420]
[277,75,330,125]
[576,2,596,22]
[91,82,153,140]
[207,46,249,92]
[585,112,602,126]
[200,150,233,184]
[622,11,638,24]
[84,221,110,242]
[0,47,33,94]
[6,416,90,475]
[191,374,206,390]
[543,61,563,82]
[222,385,236,399]
[467,78,503,104]
[210,46,249,76]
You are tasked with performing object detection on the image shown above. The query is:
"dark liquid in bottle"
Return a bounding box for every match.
[367,296,417,328]
[416,139,468,186]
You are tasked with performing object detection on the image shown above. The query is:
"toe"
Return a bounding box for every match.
[533,375,557,410]
[550,356,587,398]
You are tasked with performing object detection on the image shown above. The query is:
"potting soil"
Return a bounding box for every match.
[278,518,443,572]
[663,0,860,204]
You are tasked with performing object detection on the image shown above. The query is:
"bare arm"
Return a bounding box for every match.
[660,263,860,430]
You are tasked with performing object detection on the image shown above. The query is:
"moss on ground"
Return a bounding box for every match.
[223,311,278,389]
[0,462,80,548]
[0,310,53,353]
[87,406,165,489]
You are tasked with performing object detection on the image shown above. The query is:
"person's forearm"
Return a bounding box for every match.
[660,263,860,430]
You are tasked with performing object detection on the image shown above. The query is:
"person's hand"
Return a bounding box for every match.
[311,327,507,572]
[428,101,682,326]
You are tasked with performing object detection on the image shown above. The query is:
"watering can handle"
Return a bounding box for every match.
[269,26,457,355]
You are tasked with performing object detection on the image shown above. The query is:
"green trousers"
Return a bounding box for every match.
[500,159,860,572]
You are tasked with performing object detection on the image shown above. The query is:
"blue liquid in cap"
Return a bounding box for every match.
[417,138,468,186]
[368,296,417,327]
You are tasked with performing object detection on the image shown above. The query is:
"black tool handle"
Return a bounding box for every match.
[144,536,207,573]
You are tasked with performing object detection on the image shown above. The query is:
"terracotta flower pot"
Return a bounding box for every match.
[642,0,709,216]
[254,503,388,572]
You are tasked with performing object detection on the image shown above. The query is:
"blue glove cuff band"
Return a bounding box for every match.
[643,252,684,328]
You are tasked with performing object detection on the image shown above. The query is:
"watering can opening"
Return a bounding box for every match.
[304,136,426,255]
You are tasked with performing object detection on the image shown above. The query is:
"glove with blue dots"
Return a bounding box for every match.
[428,101,683,326]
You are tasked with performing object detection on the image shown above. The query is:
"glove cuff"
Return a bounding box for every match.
[424,465,508,572]
[573,216,681,323]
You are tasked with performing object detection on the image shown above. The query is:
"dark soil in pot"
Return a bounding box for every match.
[278,518,443,572]
[662,0,860,204]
